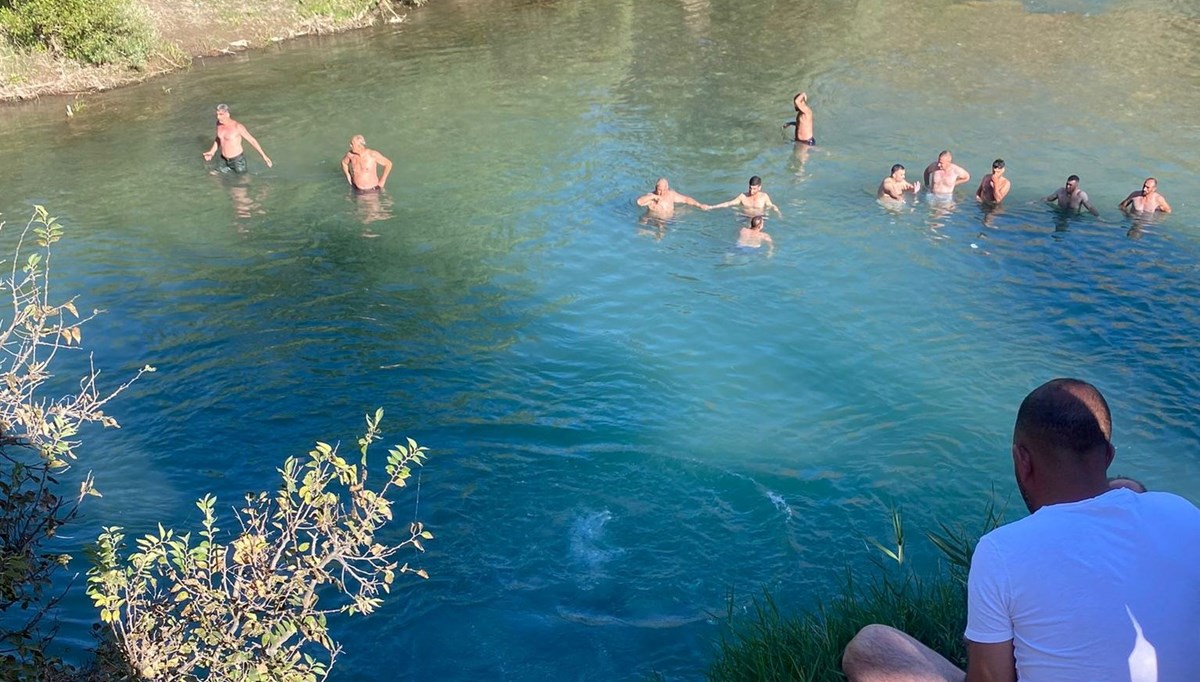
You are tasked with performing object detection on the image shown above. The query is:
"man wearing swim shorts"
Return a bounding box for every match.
[709,176,783,217]
[1119,177,1171,214]
[783,91,815,145]
[341,135,394,192]
[923,150,970,198]
[202,104,272,174]
[1045,174,1100,216]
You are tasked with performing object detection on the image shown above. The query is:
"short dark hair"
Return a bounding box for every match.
[1014,378,1112,462]
[1067,174,1080,183]
[992,159,1005,170]
[749,176,762,187]
[750,215,764,229]
[891,164,905,174]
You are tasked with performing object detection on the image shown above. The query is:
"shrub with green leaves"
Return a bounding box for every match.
[0,0,154,67]
[86,410,432,681]
[0,206,153,679]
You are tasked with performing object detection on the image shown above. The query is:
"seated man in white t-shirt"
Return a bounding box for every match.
[841,378,1200,682]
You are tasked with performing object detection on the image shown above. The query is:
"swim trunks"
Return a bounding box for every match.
[218,154,247,174]
[352,185,381,195]
[795,138,815,146]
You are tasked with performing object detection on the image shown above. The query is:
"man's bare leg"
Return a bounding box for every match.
[842,624,966,682]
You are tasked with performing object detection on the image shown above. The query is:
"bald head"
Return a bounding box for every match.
[1014,378,1111,464]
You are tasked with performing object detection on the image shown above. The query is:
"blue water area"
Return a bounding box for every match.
[0,0,1199,679]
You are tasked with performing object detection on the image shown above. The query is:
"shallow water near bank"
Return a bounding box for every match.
[3,0,1200,678]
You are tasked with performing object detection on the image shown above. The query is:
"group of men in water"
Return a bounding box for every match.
[202,97,1199,681]
[876,148,1171,217]
[632,93,1197,682]
[631,91,1173,255]
[201,103,393,193]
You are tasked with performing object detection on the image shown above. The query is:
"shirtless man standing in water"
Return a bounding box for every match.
[923,150,970,198]
[341,135,394,192]
[877,164,921,202]
[1046,175,1100,216]
[1119,177,1172,214]
[636,178,707,219]
[783,91,815,145]
[975,159,1011,204]
[710,176,783,217]
[202,104,272,174]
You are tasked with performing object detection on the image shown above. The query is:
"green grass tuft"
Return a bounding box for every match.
[707,501,1005,681]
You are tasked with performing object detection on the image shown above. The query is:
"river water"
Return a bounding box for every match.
[3,0,1200,678]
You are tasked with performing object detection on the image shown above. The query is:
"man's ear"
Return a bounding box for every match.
[1013,442,1033,479]
[1104,441,1115,469]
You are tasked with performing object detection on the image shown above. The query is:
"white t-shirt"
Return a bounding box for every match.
[966,488,1200,681]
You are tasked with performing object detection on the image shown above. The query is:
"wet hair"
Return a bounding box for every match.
[1067,174,1080,183]
[793,93,805,112]
[750,215,764,229]
[1145,177,1158,186]
[938,150,951,160]
[1108,475,1147,493]
[749,176,762,187]
[891,164,905,175]
[216,103,230,113]
[992,159,1005,170]
[1014,378,1112,463]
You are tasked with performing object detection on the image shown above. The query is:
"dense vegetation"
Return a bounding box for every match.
[0,0,430,70]
[0,0,153,66]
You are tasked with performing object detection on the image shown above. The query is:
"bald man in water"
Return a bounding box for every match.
[636,178,707,218]
[1119,177,1171,214]
[843,378,1200,682]
[341,134,393,192]
[923,150,970,198]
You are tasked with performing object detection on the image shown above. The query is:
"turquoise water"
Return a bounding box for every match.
[3,0,1200,678]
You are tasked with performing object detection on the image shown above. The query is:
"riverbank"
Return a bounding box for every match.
[0,0,422,102]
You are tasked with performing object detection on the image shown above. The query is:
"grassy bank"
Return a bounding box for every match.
[0,0,427,102]
[707,504,1003,681]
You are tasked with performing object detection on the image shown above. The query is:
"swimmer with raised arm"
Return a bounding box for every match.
[709,176,782,217]
[636,178,708,218]
[877,164,921,202]
[975,159,1011,204]
[1046,174,1100,216]
[202,104,272,174]
[1119,177,1172,214]
[341,135,393,192]
[783,92,815,145]
[923,150,970,198]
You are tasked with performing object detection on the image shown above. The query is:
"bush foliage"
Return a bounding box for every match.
[0,0,154,66]
[0,208,434,681]
[86,412,432,680]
